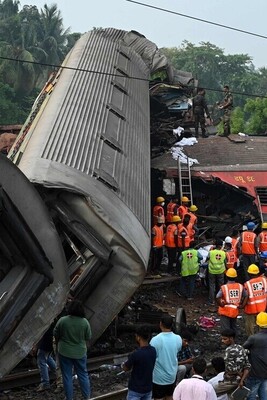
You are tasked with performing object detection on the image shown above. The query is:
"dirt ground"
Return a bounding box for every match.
[2,276,249,400]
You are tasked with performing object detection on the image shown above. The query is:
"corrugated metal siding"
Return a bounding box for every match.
[39,29,152,231]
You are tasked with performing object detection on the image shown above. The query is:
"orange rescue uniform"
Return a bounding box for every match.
[218,282,243,318]
[244,276,267,314]
[226,249,237,269]
[153,205,165,226]
[165,224,177,248]
[241,231,256,255]
[166,202,178,223]
[258,231,267,252]
[152,225,164,248]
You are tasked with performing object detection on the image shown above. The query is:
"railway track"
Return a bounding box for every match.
[0,353,129,391]
[91,388,128,400]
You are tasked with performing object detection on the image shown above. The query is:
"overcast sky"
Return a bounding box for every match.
[19,0,267,69]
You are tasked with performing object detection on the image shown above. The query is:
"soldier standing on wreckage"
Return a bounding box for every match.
[218,85,233,137]
[193,88,211,138]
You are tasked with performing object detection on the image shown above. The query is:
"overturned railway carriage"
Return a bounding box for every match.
[0,28,170,378]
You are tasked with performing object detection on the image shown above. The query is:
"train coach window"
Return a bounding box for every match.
[163,178,176,195]
[256,187,267,205]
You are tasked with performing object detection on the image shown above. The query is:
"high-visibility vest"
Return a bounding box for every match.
[166,202,178,223]
[188,211,197,226]
[152,225,164,248]
[153,205,165,226]
[208,250,226,274]
[258,231,267,252]
[218,282,243,318]
[241,231,256,255]
[181,249,199,277]
[177,225,190,248]
[232,237,239,257]
[186,222,195,240]
[226,249,237,269]
[244,277,267,314]
[178,205,188,220]
[165,224,177,248]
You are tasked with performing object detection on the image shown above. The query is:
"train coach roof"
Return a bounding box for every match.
[152,135,267,172]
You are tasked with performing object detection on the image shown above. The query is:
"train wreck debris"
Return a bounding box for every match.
[0,28,195,378]
[151,134,265,237]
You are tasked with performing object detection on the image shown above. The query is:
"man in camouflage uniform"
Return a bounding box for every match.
[193,88,211,138]
[218,85,233,137]
[215,329,250,396]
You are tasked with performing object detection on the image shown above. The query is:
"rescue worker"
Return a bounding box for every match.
[224,237,238,270]
[177,215,192,252]
[207,239,227,305]
[151,216,165,273]
[238,222,257,282]
[231,230,240,266]
[166,198,179,224]
[178,196,190,220]
[165,215,180,274]
[192,87,210,138]
[178,241,203,300]
[243,264,267,337]
[152,197,165,226]
[188,205,198,227]
[257,221,267,254]
[216,268,246,334]
[218,85,233,137]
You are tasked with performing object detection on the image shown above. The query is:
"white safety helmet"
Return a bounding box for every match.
[224,236,232,244]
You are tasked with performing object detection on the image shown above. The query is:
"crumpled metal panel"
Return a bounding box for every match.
[0,155,69,378]
[5,29,162,357]
[11,28,152,238]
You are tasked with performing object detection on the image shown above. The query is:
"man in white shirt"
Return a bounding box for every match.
[173,358,217,400]
[208,357,228,400]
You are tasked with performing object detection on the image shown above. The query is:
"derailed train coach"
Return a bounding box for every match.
[0,28,175,378]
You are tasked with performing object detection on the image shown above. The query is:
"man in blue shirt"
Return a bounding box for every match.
[123,326,156,400]
[150,314,182,400]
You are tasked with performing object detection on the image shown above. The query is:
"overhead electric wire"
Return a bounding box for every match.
[0,56,267,99]
[126,0,267,40]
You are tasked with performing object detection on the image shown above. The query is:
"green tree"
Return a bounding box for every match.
[161,41,256,108]
[244,97,267,134]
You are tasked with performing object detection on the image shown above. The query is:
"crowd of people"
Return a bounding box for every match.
[123,313,267,400]
[149,195,267,399]
[30,194,267,400]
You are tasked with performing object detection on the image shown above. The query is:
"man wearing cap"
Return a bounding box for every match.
[166,198,179,224]
[224,237,238,270]
[243,265,267,337]
[153,197,165,226]
[151,216,165,273]
[192,88,210,138]
[238,222,257,282]
[218,85,233,137]
[243,312,267,400]
[177,241,203,300]
[178,197,190,220]
[165,215,180,274]
[207,239,227,305]
[216,268,247,334]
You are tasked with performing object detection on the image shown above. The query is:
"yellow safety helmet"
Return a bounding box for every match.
[256,312,267,328]
[247,264,259,275]
[226,268,237,278]
[189,205,198,212]
[156,196,165,203]
[262,222,267,229]
[181,196,190,203]
[172,215,181,223]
